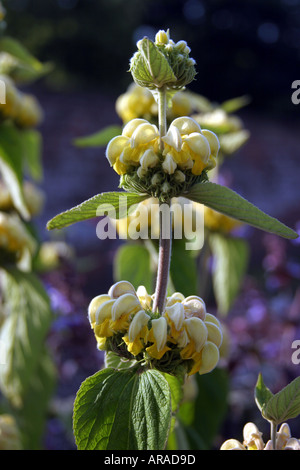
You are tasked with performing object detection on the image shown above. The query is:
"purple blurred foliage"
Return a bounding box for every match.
[218,229,300,444]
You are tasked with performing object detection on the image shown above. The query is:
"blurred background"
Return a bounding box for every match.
[2,0,300,449]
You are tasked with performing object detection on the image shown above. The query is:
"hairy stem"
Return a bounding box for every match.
[152,85,172,314]
[153,207,172,314]
[158,86,167,152]
[271,421,277,450]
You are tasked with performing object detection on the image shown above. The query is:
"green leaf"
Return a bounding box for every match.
[104,351,137,370]
[0,268,53,406]
[185,182,298,239]
[15,348,56,449]
[220,95,251,113]
[191,368,229,449]
[73,125,122,148]
[255,373,274,416]
[73,368,172,450]
[209,233,249,315]
[47,192,149,230]
[20,129,43,181]
[0,122,30,219]
[170,238,198,297]
[163,373,184,415]
[0,36,52,83]
[131,37,176,89]
[263,376,300,425]
[114,243,153,293]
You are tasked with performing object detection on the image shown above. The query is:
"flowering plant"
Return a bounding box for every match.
[47,29,298,450]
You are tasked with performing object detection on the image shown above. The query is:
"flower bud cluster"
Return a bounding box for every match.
[0,74,43,128]
[220,422,300,450]
[130,30,196,91]
[106,116,220,197]
[88,280,223,376]
[154,30,197,90]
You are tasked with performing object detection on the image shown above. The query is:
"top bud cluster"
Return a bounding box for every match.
[130,29,197,91]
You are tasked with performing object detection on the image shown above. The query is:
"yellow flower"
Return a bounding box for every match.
[106,118,159,175]
[0,74,21,119]
[170,91,192,119]
[204,206,242,234]
[88,294,111,329]
[162,117,220,175]
[123,309,150,356]
[0,212,37,268]
[164,302,185,341]
[220,422,300,450]
[106,116,220,177]
[182,295,206,320]
[116,84,155,123]
[0,75,43,128]
[146,317,171,360]
[193,108,243,134]
[176,310,222,375]
[110,293,141,332]
[115,82,192,124]
[0,180,44,217]
[88,282,222,375]
[108,280,137,299]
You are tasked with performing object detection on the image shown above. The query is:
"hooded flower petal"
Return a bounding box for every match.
[205,321,223,348]
[123,310,150,356]
[220,439,245,450]
[184,317,208,352]
[170,117,202,135]
[146,317,171,359]
[182,296,206,320]
[88,294,111,327]
[108,280,136,299]
[130,122,159,148]
[198,341,220,375]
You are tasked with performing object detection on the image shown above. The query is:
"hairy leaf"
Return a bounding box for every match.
[47,192,149,230]
[131,37,176,89]
[186,182,298,239]
[73,368,172,450]
[255,373,274,416]
[263,376,300,425]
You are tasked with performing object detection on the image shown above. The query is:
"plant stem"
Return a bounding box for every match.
[152,85,172,314]
[153,207,172,314]
[158,86,167,152]
[271,421,277,450]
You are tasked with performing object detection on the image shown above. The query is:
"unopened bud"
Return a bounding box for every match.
[155,29,169,45]
[162,153,177,174]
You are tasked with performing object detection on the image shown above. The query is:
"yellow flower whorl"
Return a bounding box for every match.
[105,116,220,179]
[88,280,223,376]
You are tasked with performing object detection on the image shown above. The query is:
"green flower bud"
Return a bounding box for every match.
[130,30,196,91]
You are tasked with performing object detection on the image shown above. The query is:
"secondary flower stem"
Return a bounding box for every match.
[271,421,277,450]
[158,86,167,152]
[153,206,172,314]
[152,85,172,314]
